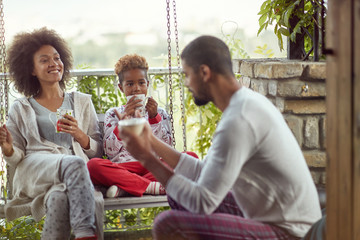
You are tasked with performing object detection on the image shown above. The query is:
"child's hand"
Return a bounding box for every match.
[124,96,143,117]
[146,97,158,118]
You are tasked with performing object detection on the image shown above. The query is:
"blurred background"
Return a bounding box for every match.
[5,0,286,68]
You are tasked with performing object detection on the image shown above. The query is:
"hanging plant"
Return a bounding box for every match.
[257,0,326,52]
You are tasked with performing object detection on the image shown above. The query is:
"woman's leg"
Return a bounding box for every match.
[60,156,96,238]
[87,159,152,196]
[42,191,71,240]
[153,210,297,240]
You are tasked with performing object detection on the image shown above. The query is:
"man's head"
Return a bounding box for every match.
[114,54,149,97]
[181,35,234,106]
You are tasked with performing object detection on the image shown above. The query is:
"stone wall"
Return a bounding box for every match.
[233,59,326,187]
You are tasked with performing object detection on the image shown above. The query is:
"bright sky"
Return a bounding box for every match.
[5,0,265,43]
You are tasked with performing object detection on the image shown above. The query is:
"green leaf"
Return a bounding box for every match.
[283,5,295,27]
[277,31,284,51]
[259,13,268,26]
[260,0,271,11]
[257,23,267,36]
[278,27,290,36]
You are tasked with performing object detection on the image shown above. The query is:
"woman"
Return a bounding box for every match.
[0,27,103,240]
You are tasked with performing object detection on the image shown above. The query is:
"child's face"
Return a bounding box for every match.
[119,68,149,97]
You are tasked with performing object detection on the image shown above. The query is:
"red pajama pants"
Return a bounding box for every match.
[87,158,156,196]
[153,192,300,240]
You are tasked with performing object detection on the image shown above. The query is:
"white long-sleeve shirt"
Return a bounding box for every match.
[166,87,322,237]
[104,106,172,163]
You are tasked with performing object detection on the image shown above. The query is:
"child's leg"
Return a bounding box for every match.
[153,210,297,240]
[87,159,151,196]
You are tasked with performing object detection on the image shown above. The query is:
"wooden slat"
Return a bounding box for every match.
[104,195,169,210]
[353,0,360,238]
[326,0,353,239]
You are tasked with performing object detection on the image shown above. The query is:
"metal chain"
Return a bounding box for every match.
[166,0,176,147]
[0,0,7,203]
[172,0,187,151]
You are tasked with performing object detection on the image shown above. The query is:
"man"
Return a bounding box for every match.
[118,35,322,239]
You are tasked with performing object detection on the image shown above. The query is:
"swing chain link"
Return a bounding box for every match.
[166,0,176,147]
[172,0,187,151]
[0,0,7,203]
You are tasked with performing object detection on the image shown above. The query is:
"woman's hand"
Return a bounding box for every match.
[57,115,90,149]
[146,97,158,119]
[0,125,14,157]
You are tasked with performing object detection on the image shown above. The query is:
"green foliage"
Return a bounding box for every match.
[68,74,126,114]
[254,44,275,58]
[223,35,250,60]
[0,216,44,239]
[221,21,250,60]
[257,0,326,52]
[105,207,170,230]
[184,91,222,158]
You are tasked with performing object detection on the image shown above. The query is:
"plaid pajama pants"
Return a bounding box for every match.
[153,192,300,240]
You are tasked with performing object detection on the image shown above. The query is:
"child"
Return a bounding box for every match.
[87,54,172,197]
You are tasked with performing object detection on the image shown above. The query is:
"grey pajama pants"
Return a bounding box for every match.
[41,156,96,240]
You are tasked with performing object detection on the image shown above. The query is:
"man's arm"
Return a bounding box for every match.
[150,133,181,169]
[117,121,181,185]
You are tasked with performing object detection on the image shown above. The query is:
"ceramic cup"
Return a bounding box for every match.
[126,94,150,117]
[56,109,73,133]
[118,118,146,136]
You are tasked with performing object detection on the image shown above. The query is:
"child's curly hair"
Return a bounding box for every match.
[114,54,149,85]
[7,27,73,97]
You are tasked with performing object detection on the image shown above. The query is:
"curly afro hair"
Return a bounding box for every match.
[114,54,149,85]
[7,27,73,97]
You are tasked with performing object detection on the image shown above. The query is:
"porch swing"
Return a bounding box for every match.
[0,0,187,222]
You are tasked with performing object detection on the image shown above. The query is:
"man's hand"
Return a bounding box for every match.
[117,109,176,185]
[119,122,155,166]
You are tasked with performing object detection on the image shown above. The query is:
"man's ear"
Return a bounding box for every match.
[118,83,124,93]
[199,64,211,83]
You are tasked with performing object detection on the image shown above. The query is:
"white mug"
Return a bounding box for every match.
[118,118,146,136]
[126,94,150,117]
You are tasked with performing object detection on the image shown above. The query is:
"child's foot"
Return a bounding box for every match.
[106,185,128,198]
[144,182,166,195]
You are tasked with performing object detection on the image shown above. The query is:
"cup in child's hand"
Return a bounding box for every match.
[118,118,146,136]
[126,94,150,117]
[56,109,73,133]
